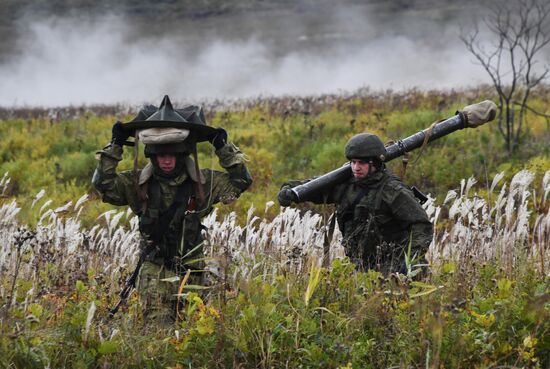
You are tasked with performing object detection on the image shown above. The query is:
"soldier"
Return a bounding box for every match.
[277,133,433,276]
[93,95,252,320]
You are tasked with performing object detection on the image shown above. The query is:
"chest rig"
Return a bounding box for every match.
[138,176,203,265]
[336,174,390,235]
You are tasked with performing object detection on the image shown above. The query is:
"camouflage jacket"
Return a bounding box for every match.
[287,168,433,273]
[92,143,252,269]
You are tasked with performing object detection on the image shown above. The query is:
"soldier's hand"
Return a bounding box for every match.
[209,128,228,150]
[111,121,131,146]
[278,186,297,207]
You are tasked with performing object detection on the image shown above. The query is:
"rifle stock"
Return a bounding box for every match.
[108,240,153,319]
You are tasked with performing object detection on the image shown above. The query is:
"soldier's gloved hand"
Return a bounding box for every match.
[209,128,228,150]
[278,186,297,207]
[111,121,131,146]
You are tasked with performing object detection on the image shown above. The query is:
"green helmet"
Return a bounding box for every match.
[345,133,386,161]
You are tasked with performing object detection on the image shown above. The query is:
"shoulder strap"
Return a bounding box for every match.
[159,180,194,223]
[141,178,195,243]
[351,187,369,209]
[373,174,393,211]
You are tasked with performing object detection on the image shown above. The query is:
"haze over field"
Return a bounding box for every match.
[0,0,545,107]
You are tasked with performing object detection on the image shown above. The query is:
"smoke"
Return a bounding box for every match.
[0,12,492,107]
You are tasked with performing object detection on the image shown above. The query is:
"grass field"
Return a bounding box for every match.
[0,87,549,367]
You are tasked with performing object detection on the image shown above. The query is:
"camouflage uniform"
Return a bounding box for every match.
[287,168,432,274]
[93,142,252,319]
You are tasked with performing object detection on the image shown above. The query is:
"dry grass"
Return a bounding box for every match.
[0,169,549,367]
[1,169,548,305]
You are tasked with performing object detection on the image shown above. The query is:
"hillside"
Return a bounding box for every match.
[0,71,549,369]
[0,90,549,366]
[1,87,549,226]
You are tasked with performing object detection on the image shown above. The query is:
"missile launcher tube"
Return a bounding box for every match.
[291,112,467,200]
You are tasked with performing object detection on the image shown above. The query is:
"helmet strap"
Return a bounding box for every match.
[366,158,383,175]
[192,147,206,206]
[367,160,375,176]
[133,130,148,212]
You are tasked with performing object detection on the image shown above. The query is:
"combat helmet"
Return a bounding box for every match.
[345,133,386,162]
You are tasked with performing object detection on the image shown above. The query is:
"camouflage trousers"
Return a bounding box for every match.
[136,258,205,323]
[342,219,395,274]
[343,239,405,274]
[342,219,428,276]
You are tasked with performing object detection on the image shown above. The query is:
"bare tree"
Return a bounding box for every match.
[461,0,550,153]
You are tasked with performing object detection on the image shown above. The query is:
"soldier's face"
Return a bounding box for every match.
[350,159,371,179]
[156,154,177,173]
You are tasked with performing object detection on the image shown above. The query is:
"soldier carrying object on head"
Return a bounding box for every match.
[92,95,252,321]
[277,133,433,276]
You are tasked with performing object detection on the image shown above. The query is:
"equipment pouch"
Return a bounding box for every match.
[354,202,370,219]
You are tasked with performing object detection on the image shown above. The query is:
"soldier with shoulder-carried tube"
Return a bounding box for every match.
[278,100,497,276]
[279,133,433,276]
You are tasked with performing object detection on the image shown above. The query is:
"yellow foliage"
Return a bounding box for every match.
[470,310,496,328]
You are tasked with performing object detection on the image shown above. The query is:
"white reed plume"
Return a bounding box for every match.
[203,205,344,283]
[464,176,477,197]
[490,171,505,194]
[443,190,457,205]
[74,194,89,212]
[0,172,10,196]
[54,201,73,214]
[31,189,46,208]
[0,200,20,227]
[0,199,21,272]
[1,169,548,312]
[430,170,548,274]
[543,170,550,203]
[39,200,53,215]
[83,301,97,341]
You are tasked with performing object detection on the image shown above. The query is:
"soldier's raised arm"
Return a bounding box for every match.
[92,122,136,207]
[202,128,252,206]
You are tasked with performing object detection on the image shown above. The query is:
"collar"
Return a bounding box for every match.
[352,169,386,187]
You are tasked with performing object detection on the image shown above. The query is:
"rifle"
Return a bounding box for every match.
[108,240,154,319]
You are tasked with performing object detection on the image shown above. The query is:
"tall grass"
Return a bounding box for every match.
[1,170,548,299]
[430,170,550,275]
[0,169,549,367]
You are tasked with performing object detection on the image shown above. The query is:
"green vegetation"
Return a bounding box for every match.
[1,88,549,367]
[2,259,548,368]
[0,173,549,367]
[1,88,549,225]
